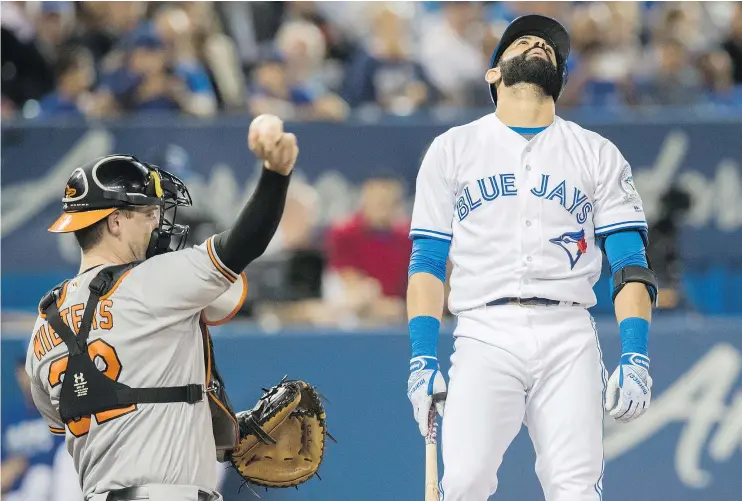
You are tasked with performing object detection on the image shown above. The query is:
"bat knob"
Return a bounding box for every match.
[432,392,447,403]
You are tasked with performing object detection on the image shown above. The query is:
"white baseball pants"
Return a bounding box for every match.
[440,304,607,501]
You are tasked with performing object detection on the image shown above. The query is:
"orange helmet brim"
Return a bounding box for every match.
[48,208,117,233]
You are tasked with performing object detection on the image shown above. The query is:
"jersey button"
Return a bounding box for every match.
[526,256,532,262]
[525,146,532,153]
[525,165,532,171]
[525,220,532,227]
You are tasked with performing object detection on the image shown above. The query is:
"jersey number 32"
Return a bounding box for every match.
[48,340,135,437]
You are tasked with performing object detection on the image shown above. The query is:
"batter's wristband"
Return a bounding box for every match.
[409,316,440,358]
[619,317,649,356]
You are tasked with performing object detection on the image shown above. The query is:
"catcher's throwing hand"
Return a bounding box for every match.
[408,356,446,436]
[605,353,652,423]
[248,114,298,176]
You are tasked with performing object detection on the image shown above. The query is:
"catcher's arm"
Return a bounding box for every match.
[212,115,297,273]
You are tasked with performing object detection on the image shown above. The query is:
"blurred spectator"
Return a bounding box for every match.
[699,50,742,109]
[274,20,349,119]
[247,51,311,118]
[248,48,348,121]
[98,32,188,115]
[647,186,692,310]
[653,3,710,55]
[722,3,742,84]
[418,2,487,107]
[264,178,322,257]
[560,3,639,108]
[283,1,357,72]
[1,2,55,107]
[153,5,217,117]
[633,38,701,106]
[178,2,246,110]
[324,173,412,325]
[37,46,94,118]
[342,5,437,114]
[29,1,76,66]
[67,2,118,66]
[216,2,285,73]
[1,360,78,501]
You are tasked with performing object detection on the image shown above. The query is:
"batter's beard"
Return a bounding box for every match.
[499,51,561,101]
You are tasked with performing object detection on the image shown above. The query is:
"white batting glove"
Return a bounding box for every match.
[605,353,652,423]
[407,356,446,436]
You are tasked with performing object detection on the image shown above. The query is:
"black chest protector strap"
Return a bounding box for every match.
[40,265,203,423]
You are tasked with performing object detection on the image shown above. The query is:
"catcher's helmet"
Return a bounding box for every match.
[488,14,571,105]
[49,154,193,257]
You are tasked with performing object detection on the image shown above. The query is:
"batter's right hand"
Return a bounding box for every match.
[407,356,446,436]
[248,114,298,176]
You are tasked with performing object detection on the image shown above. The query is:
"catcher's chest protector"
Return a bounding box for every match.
[40,264,238,461]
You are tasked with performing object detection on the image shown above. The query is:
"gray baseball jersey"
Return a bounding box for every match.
[25,237,246,499]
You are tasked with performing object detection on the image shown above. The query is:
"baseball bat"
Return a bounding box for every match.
[425,392,447,501]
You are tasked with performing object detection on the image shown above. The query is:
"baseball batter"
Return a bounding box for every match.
[406,15,657,501]
[25,115,298,501]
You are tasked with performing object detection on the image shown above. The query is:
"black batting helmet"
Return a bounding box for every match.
[49,154,193,257]
[488,14,571,105]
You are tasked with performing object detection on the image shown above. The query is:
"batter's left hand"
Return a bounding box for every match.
[605,353,652,423]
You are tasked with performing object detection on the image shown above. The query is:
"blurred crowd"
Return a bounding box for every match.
[3,1,742,121]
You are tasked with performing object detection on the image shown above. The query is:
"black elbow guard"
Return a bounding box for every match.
[611,265,659,306]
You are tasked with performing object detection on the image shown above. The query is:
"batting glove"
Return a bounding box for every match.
[407,356,446,436]
[605,353,652,423]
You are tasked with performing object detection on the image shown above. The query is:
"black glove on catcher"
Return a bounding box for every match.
[231,378,332,488]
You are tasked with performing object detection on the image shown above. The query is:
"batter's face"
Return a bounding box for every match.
[486,35,561,99]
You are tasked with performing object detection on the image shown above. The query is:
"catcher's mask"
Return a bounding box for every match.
[48,154,192,258]
[489,14,571,105]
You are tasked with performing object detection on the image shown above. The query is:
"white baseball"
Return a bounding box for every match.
[250,114,284,145]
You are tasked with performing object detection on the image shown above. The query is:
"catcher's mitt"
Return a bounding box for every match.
[231,378,332,488]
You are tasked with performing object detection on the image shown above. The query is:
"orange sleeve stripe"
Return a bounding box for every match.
[100,269,132,300]
[203,273,248,326]
[206,238,237,283]
[49,426,65,435]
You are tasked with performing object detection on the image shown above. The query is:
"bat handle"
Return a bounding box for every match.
[425,441,439,501]
[425,399,444,501]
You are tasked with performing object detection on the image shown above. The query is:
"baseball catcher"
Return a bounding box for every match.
[25,114,329,501]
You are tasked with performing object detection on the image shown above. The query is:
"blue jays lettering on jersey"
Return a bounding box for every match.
[410,113,647,314]
[456,174,593,226]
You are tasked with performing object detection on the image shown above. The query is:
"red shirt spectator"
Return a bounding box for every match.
[327,213,412,298]
[326,175,412,300]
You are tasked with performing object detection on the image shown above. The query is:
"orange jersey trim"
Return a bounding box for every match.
[49,426,65,435]
[100,269,132,300]
[38,281,69,319]
[203,273,248,326]
[206,238,237,283]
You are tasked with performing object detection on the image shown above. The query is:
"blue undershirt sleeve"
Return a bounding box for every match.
[408,236,451,283]
[603,230,648,274]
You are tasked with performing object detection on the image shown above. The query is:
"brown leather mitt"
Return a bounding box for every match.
[231,378,330,488]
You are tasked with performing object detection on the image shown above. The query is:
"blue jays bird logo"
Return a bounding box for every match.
[549,229,588,270]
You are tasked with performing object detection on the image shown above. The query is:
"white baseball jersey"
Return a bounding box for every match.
[410,113,646,314]
[25,237,247,499]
